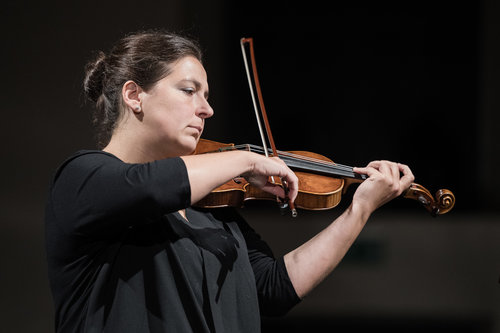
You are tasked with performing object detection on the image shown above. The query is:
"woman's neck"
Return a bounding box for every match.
[103,130,160,163]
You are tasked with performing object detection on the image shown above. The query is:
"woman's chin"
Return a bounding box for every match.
[177,137,199,156]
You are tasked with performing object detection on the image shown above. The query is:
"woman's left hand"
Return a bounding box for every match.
[352,160,415,215]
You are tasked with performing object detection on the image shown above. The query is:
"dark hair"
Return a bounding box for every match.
[83,30,203,149]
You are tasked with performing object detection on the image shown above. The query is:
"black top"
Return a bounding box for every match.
[45,151,300,332]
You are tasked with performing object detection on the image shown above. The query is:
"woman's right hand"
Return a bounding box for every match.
[242,154,299,203]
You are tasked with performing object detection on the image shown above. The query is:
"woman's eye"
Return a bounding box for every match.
[182,88,195,95]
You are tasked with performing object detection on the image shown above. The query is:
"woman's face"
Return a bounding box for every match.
[140,56,213,157]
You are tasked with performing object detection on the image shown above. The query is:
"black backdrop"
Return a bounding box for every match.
[2,1,499,332]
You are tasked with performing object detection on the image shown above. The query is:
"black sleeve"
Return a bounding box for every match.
[49,151,191,237]
[212,208,301,316]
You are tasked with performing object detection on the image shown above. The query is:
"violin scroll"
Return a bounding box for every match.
[403,183,455,216]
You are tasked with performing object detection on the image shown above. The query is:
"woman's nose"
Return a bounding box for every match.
[197,98,214,119]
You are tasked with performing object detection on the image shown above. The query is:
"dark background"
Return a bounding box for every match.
[2,1,499,332]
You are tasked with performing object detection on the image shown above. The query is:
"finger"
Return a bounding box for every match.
[352,166,363,174]
[367,160,400,180]
[282,173,299,202]
[260,181,286,199]
[398,163,415,187]
[354,160,382,175]
[378,160,392,177]
[247,174,268,188]
[385,160,401,181]
[353,165,379,178]
[271,158,298,201]
[366,160,382,169]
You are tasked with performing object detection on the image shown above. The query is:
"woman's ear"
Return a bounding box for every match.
[122,80,143,113]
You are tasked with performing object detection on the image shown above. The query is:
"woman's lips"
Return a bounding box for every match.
[188,125,202,135]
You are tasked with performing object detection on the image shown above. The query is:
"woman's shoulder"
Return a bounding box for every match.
[52,150,122,182]
[68,149,121,162]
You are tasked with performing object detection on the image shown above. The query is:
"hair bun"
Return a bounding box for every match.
[83,51,107,103]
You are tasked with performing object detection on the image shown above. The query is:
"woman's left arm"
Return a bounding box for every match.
[283,160,414,298]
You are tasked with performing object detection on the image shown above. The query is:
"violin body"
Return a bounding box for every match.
[194,139,346,210]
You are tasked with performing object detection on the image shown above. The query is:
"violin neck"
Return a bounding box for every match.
[232,144,367,181]
[282,155,366,180]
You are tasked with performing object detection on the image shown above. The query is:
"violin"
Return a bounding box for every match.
[193,139,455,216]
[194,38,455,217]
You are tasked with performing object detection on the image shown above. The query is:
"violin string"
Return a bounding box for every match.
[281,154,357,177]
[247,144,353,170]
[234,144,342,168]
[233,144,356,175]
[277,150,353,170]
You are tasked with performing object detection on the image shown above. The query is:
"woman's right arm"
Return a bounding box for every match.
[181,150,298,206]
[50,150,297,236]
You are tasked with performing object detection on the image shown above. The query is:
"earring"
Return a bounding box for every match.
[135,106,141,112]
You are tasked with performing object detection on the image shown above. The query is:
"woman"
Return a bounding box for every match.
[45,30,414,332]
